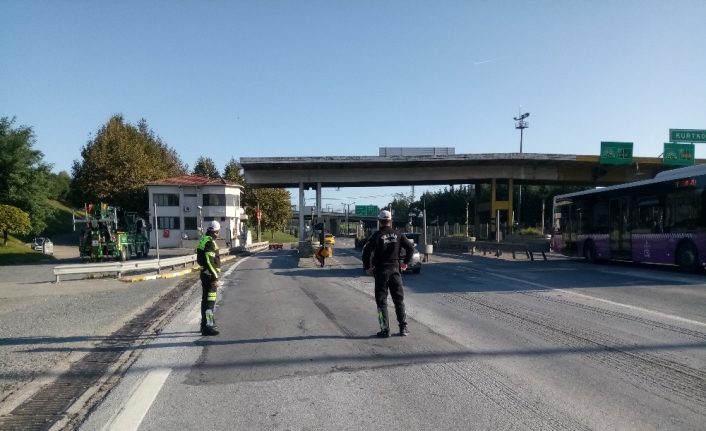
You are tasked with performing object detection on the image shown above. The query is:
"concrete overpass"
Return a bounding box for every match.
[240,153,704,242]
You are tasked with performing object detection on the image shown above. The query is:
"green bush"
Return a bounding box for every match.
[518,227,543,235]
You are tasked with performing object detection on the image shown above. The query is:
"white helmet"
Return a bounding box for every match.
[207,221,221,232]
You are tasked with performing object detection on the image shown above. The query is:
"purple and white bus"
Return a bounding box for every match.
[552,164,706,271]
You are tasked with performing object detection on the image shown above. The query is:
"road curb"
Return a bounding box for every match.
[121,255,238,282]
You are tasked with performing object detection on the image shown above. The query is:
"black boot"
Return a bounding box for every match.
[202,326,220,336]
[399,325,409,336]
[376,328,390,338]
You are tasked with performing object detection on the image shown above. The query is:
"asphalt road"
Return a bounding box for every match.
[0,246,196,411]
[80,239,706,430]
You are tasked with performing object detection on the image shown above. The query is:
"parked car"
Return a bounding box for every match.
[324,233,335,245]
[32,237,53,255]
[404,232,422,245]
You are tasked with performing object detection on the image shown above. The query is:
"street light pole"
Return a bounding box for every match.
[513,110,530,228]
[343,202,355,237]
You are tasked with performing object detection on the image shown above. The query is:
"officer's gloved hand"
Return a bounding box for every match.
[211,281,219,288]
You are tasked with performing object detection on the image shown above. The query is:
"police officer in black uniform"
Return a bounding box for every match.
[196,221,222,336]
[362,210,415,337]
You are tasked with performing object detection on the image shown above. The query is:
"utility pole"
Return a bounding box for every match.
[256,201,261,243]
[154,203,161,274]
[513,109,530,228]
[541,199,546,234]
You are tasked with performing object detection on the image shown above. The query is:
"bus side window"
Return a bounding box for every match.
[594,201,609,234]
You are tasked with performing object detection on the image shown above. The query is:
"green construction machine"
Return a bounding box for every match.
[73,203,150,262]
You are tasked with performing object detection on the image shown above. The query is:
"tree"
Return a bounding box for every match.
[389,192,412,220]
[137,119,189,177]
[192,157,220,179]
[0,204,31,245]
[242,188,292,238]
[222,158,245,185]
[49,171,72,201]
[0,117,55,234]
[70,115,188,213]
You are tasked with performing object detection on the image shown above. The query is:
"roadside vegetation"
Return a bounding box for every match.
[253,230,298,243]
[389,184,591,231]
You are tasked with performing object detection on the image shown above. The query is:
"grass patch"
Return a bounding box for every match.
[43,200,84,237]
[254,230,299,243]
[0,234,54,265]
[518,227,544,235]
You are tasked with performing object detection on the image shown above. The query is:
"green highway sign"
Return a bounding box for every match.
[663,143,695,166]
[354,205,379,216]
[600,142,633,165]
[669,129,706,143]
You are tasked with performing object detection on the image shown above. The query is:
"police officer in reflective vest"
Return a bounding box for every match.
[196,221,222,336]
[362,210,415,337]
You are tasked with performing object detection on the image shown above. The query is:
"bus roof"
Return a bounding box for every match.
[555,164,706,201]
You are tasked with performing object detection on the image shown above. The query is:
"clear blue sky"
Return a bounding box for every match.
[2,1,705,209]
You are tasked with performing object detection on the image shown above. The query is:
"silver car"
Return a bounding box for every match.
[400,245,422,274]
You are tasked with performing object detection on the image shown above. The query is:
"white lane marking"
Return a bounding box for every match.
[456,265,706,328]
[597,268,705,286]
[102,368,171,431]
[186,256,250,324]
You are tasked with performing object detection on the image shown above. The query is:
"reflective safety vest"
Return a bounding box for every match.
[196,235,220,278]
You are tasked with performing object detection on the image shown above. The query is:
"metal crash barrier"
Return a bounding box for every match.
[52,243,269,282]
[471,240,550,261]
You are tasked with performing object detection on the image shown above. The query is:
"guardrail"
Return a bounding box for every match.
[471,240,550,261]
[53,243,270,282]
[234,242,270,253]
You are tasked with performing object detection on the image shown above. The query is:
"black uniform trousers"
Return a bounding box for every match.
[374,268,407,331]
[200,272,217,329]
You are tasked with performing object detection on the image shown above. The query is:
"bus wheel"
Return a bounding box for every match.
[677,243,698,272]
[584,242,597,263]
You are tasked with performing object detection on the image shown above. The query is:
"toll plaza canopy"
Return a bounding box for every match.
[241,153,705,243]
[240,153,703,188]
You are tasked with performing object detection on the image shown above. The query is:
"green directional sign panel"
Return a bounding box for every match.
[669,129,706,143]
[664,143,695,166]
[600,142,633,165]
[355,205,379,216]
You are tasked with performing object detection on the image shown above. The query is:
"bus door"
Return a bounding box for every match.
[609,197,631,259]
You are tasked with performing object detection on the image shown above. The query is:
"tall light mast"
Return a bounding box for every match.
[513,110,530,226]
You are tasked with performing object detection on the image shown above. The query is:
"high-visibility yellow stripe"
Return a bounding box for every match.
[206,255,218,279]
[207,293,217,301]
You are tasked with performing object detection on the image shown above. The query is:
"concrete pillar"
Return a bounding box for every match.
[474,183,480,238]
[490,178,497,232]
[299,182,305,241]
[508,178,514,227]
[316,182,322,218]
